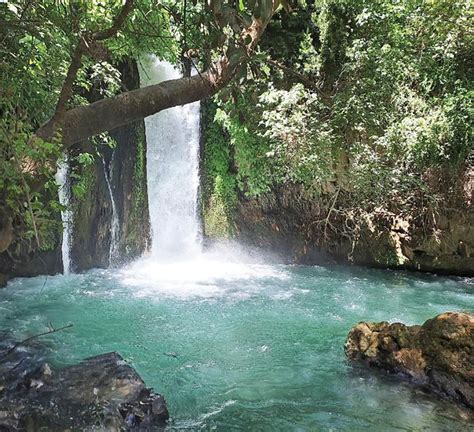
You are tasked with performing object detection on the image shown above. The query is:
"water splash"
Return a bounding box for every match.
[127,58,285,296]
[55,155,73,274]
[120,244,289,299]
[139,57,201,258]
[101,153,120,266]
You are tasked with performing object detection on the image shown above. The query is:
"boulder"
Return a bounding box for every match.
[345,312,474,408]
[0,335,168,431]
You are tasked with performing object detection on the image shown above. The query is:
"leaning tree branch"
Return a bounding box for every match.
[35,0,280,147]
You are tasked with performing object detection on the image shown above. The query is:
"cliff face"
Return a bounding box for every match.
[231,174,474,275]
[70,60,150,271]
[0,59,150,284]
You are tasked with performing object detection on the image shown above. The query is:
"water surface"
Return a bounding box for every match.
[1,255,473,430]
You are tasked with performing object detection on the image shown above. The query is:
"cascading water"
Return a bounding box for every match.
[55,155,73,274]
[101,153,120,266]
[123,57,276,292]
[139,57,201,258]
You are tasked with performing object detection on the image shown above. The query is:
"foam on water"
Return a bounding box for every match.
[1,265,473,430]
[119,245,289,299]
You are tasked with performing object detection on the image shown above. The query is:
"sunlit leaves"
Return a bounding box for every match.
[212,0,472,210]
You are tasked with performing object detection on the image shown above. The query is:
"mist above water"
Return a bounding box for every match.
[132,57,281,295]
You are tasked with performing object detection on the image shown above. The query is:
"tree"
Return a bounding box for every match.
[28,0,288,147]
[0,0,290,253]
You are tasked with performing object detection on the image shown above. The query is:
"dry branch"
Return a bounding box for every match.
[0,324,73,361]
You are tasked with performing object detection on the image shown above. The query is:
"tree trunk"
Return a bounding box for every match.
[36,70,219,148]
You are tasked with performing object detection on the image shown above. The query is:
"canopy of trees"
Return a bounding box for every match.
[203,0,472,216]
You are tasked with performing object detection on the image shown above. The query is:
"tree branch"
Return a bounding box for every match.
[265,59,331,102]
[52,39,87,121]
[35,0,280,147]
[46,0,136,134]
[267,59,318,90]
[0,324,73,361]
[93,0,135,41]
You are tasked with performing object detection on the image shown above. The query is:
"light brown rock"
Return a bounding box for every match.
[345,312,474,408]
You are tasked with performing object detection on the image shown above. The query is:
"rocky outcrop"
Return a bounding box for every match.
[70,59,150,271]
[0,334,168,430]
[231,183,474,276]
[232,185,332,264]
[0,59,150,283]
[0,193,62,287]
[345,312,474,408]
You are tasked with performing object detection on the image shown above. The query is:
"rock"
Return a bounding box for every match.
[70,59,150,272]
[0,337,169,431]
[345,312,474,408]
[229,183,474,276]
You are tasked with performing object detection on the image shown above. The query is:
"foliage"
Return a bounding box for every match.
[209,0,473,212]
[257,83,334,188]
[0,0,175,252]
[201,102,237,238]
[216,104,277,197]
[0,119,62,251]
[1,0,472,250]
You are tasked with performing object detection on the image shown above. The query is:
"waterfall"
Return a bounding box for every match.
[121,58,265,290]
[55,156,73,274]
[101,153,120,266]
[139,58,201,258]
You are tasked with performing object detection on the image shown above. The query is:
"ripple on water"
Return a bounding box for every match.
[0,260,473,430]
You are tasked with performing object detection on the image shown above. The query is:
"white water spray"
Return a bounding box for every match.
[119,58,286,295]
[139,58,201,258]
[55,156,73,274]
[101,153,120,265]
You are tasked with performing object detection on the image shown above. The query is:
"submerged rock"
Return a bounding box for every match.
[345,312,474,408]
[0,337,168,431]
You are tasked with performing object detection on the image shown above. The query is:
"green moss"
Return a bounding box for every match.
[71,161,97,244]
[203,174,237,239]
[201,101,237,239]
[124,122,148,252]
[132,123,146,215]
